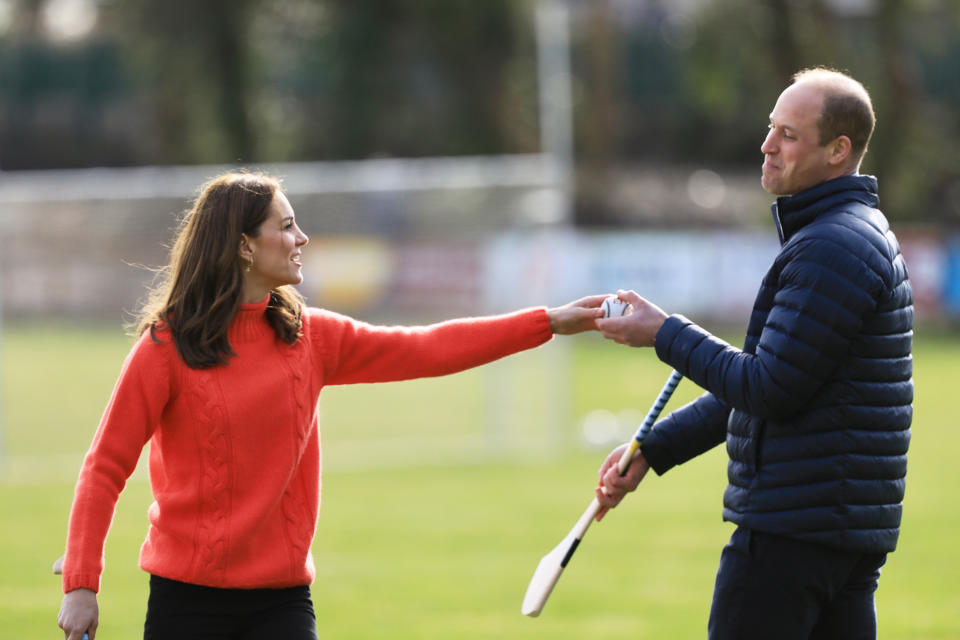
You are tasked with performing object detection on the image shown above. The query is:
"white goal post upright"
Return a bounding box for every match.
[0,233,6,474]
[537,0,575,451]
[479,0,575,456]
[536,0,575,225]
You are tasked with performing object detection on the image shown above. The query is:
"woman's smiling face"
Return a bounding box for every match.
[242,191,309,300]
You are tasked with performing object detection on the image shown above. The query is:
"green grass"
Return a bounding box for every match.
[1,324,957,638]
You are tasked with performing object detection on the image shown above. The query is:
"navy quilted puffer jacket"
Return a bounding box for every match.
[642,174,913,553]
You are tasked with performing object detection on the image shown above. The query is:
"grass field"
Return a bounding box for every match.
[1,323,957,638]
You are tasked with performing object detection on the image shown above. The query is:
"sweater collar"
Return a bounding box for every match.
[771,174,879,245]
[229,295,272,343]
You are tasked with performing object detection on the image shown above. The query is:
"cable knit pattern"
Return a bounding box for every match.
[279,340,316,578]
[188,376,231,582]
[63,299,552,592]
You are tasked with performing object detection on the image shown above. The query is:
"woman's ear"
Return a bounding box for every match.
[239,233,255,262]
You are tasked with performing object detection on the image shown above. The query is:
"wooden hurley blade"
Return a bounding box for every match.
[521,535,572,616]
[521,498,600,616]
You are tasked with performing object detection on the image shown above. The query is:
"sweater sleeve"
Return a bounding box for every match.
[309,307,554,385]
[62,330,173,593]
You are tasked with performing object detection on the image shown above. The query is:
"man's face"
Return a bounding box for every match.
[760,82,836,196]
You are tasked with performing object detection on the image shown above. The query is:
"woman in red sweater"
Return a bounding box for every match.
[56,171,606,640]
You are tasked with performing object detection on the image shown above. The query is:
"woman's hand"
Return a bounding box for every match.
[58,588,98,640]
[546,294,608,335]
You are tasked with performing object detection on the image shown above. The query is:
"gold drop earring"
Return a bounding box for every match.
[245,257,253,273]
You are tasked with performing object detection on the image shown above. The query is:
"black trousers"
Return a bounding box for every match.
[709,527,887,640]
[144,575,318,640]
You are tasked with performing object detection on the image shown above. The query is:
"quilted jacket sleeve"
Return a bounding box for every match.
[655,218,891,421]
[641,391,729,475]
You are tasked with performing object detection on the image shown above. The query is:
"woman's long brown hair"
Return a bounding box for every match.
[132,171,304,369]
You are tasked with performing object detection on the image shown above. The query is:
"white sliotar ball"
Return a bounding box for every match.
[601,295,630,318]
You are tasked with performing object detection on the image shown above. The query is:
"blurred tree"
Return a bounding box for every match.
[580,0,618,171]
[618,0,960,224]
[287,0,535,159]
[10,0,43,33]
[117,0,257,164]
[574,0,623,225]
[0,0,134,169]
[868,0,915,212]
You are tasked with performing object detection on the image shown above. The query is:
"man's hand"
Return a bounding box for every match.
[594,443,650,521]
[595,289,668,347]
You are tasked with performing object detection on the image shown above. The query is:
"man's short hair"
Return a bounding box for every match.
[792,67,876,165]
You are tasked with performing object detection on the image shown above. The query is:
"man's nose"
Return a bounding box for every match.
[760,130,777,155]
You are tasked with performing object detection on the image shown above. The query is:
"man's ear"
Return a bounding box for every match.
[828,135,853,167]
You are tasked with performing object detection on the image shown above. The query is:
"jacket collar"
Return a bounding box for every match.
[770,174,879,245]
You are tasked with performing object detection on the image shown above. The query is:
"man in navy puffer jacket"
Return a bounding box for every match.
[595,68,912,640]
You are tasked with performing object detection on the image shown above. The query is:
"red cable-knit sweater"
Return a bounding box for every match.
[63,298,553,593]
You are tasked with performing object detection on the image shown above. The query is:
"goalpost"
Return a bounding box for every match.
[0,258,5,474]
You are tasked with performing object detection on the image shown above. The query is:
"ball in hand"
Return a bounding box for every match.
[601,295,630,318]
